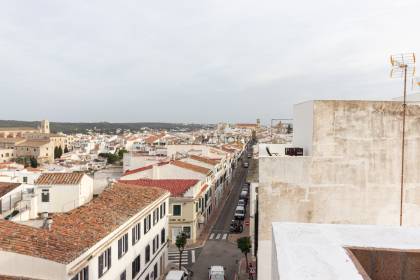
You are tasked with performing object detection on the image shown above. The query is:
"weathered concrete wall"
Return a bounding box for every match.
[258,100,420,280]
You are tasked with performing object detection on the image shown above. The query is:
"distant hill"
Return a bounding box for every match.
[0,120,213,134]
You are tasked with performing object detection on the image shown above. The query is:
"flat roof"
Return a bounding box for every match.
[272,222,420,280]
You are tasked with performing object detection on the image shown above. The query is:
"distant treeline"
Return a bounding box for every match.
[0,120,213,134]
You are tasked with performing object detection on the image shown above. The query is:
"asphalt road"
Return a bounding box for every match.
[191,152,250,280]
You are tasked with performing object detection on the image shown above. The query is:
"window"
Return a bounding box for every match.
[98,247,111,278]
[163,202,166,215]
[183,226,191,239]
[23,176,28,183]
[173,205,181,216]
[159,204,164,219]
[71,266,89,280]
[161,228,166,245]
[153,234,159,254]
[118,233,129,259]
[41,189,50,202]
[131,255,140,279]
[195,202,198,212]
[132,223,141,245]
[153,208,159,225]
[153,263,158,279]
[145,244,150,263]
[120,270,126,280]
[144,214,151,234]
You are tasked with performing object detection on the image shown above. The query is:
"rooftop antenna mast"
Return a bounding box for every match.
[389,52,416,226]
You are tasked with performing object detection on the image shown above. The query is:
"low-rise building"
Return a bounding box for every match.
[15,140,54,163]
[34,172,93,213]
[0,183,170,280]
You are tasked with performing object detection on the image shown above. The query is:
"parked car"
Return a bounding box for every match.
[166,270,188,280]
[247,153,252,158]
[240,190,248,198]
[209,266,226,280]
[234,205,245,220]
[230,219,244,233]
[243,162,249,168]
[238,199,246,207]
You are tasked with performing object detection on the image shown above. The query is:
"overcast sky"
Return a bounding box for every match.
[1,0,419,124]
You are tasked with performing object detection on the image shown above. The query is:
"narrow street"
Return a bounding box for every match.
[191,151,249,280]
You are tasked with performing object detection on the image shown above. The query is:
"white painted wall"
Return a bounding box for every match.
[37,175,93,213]
[292,100,314,156]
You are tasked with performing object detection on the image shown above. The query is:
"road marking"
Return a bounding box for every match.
[216,233,221,239]
[191,250,196,263]
[222,233,227,240]
[209,233,214,240]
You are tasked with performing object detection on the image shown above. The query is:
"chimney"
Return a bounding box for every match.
[46,217,53,230]
[41,213,53,230]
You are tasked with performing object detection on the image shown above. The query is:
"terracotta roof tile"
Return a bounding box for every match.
[119,179,199,197]
[0,182,21,198]
[123,161,169,176]
[189,155,220,166]
[0,183,168,264]
[171,160,210,175]
[35,173,84,185]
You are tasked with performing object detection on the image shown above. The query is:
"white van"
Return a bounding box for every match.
[165,270,188,280]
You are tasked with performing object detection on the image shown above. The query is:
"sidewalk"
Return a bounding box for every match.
[236,256,257,280]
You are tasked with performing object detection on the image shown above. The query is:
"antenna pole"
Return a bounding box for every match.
[400,64,408,226]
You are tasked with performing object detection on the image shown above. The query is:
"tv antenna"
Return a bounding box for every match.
[389,52,416,226]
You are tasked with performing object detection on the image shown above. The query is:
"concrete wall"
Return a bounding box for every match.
[258,100,420,280]
[293,100,314,156]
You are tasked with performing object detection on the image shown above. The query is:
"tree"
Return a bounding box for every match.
[237,236,251,272]
[54,146,59,159]
[175,232,188,270]
[29,157,38,168]
[117,148,128,160]
[57,146,63,158]
[98,153,119,164]
[64,145,69,153]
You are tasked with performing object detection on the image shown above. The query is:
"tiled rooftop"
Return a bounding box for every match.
[119,179,199,197]
[0,182,21,198]
[172,160,211,175]
[0,183,168,264]
[35,173,84,185]
[15,140,50,148]
[189,155,220,166]
[123,161,169,176]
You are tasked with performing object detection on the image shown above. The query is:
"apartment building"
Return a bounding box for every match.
[119,178,211,244]
[0,183,170,280]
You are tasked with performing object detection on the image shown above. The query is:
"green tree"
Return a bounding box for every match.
[54,147,59,159]
[57,146,63,158]
[64,145,69,153]
[117,148,128,160]
[98,153,119,164]
[175,232,188,270]
[237,236,251,272]
[29,157,38,168]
